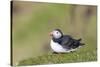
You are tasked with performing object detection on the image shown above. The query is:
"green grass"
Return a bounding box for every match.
[18,50,97,66]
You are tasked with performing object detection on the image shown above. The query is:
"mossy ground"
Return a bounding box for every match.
[18,48,97,66]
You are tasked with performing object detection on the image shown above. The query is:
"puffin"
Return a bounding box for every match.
[49,29,85,53]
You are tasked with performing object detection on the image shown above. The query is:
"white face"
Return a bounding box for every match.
[51,30,62,39]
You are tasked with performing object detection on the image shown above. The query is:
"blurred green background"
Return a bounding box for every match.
[12,1,97,65]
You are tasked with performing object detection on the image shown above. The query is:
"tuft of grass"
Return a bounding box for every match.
[18,49,97,66]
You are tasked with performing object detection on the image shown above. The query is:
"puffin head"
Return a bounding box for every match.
[49,29,63,39]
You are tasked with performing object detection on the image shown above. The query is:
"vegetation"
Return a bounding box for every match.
[18,50,96,66]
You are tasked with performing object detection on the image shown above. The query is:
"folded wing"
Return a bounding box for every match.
[61,35,84,49]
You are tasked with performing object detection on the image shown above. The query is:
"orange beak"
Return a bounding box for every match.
[49,32,53,36]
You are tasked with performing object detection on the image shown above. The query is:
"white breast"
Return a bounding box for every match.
[50,40,79,53]
[50,40,67,52]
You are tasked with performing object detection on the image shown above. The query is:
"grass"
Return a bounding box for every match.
[18,49,97,66]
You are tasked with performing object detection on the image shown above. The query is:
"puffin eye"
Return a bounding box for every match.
[56,32,58,34]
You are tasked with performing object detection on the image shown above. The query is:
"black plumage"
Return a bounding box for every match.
[52,35,84,49]
[52,29,84,50]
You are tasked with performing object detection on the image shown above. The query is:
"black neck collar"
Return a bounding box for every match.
[52,35,63,44]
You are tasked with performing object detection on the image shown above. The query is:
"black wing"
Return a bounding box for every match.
[61,35,83,49]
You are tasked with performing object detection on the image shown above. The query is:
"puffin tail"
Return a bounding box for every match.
[80,43,85,46]
[77,38,85,46]
[77,38,82,41]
